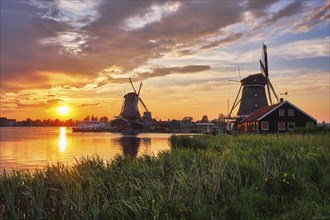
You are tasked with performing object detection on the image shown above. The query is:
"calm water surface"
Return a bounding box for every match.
[0,127,172,172]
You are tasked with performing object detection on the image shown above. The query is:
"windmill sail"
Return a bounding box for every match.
[260,44,268,78]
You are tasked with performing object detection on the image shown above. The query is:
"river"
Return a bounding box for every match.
[0,127,173,172]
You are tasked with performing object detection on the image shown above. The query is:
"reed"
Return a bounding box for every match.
[1,133,329,219]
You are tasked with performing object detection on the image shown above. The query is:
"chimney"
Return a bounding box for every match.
[280,98,284,102]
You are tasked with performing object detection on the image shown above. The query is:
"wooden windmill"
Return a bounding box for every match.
[229,44,279,118]
[120,78,151,120]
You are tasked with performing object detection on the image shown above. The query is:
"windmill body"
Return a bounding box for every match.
[120,92,140,119]
[237,73,268,117]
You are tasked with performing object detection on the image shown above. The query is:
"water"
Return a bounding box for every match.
[0,127,173,172]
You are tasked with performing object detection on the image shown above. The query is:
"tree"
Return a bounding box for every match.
[91,115,98,121]
[182,116,193,122]
[99,116,109,123]
[218,113,226,123]
[201,115,209,123]
[84,115,90,121]
[218,113,227,127]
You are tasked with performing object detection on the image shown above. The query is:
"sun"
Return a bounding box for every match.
[58,106,70,115]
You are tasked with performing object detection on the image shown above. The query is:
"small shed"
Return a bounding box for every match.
[238,100,317,133]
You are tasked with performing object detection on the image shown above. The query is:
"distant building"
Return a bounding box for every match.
[238,100,317,133]
[0,117,17,126]
[195,122,215,133]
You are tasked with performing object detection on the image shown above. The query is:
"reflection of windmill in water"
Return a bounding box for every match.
[228,44,279,127]
[120,136,141,157]
[111,78,153,131]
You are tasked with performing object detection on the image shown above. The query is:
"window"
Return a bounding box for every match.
[287,122,295,131]
[279,109,284,116]
[278,121,286,130]
[288,109,294,116]
[261,121,269,130]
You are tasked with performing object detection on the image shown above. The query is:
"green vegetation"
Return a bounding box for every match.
[1,133,329,219]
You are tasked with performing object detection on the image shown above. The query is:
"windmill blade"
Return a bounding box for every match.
[259,60,267,78]
[139,97,148,112]
[237,65,241,81]
[262,44,269,77]
[228,79,240,82]
[137,82,143,96]
[229,85,242,117]
[129,78,137,94]
[266,81,272,105]
[268,81,279,102]
[233,98,241,110]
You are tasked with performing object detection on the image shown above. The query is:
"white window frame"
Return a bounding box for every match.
[261,121,269,131]
[279,109,284,116]
[288,109,294,116]
[287,122,295,131]
[278,121,286,131]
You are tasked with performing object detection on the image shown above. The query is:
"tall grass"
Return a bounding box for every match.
[1,133,329,219]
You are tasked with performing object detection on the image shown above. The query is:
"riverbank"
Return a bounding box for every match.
[1,133,329,219]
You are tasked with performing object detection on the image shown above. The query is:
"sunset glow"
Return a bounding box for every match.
[0,1,329,122]
[58,106,70,116]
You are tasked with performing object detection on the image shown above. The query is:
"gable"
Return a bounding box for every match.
[259,101,317,122]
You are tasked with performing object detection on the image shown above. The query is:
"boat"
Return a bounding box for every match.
[72,121,110,132]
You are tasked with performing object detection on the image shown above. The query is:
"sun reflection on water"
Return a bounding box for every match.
[59,127,68,152]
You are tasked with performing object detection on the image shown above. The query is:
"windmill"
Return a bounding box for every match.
[111,78,153,132]
[120,78,151,120]
[228,44,279,118]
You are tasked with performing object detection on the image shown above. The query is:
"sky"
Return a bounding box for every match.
[0,0,329,122]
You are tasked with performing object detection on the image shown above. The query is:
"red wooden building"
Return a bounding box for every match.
[238,100,317,133]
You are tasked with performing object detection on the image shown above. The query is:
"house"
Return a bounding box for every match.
[238,100,317,133]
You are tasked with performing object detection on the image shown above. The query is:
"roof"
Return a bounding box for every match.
[241,73,266,85]
[240,102,281,123]
[239,100,317,123]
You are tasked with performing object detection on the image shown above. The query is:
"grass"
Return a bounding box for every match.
[1,133,329,219]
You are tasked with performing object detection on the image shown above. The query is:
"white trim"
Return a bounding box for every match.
[287,122,295,131]
[258,101,317,122]
[257,102,285,121]
[285,102,317,121]
[288,109,294,116]
[261,121,269,130]
[279,109,284,116]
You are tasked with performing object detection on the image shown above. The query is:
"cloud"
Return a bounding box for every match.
[77,103,100,108]
[272,37,330,60]
[265,1,304,24]
[39,31,91,55]
[123,2,181,30]
[16,99,63,109]
[29,0,101,28]
[137,65,211,81]
[200,33,244,50]
[286,0,330,33]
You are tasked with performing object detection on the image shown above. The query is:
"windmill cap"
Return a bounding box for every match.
[124,92,138,98]
[241,73,267,85]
